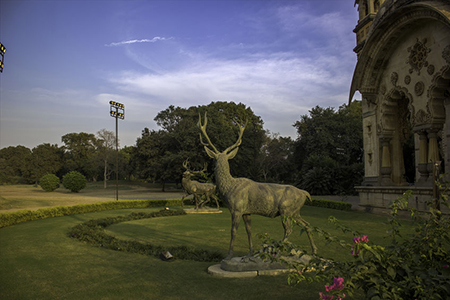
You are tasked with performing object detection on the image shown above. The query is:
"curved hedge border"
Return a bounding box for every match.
[0,199,185,228]
[0,197,351,228]
[67,209,225,262]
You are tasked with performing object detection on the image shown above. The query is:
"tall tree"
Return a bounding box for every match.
[0,145,31,183]
[134,101,266,190]
[96,129,116,188]
[24,143,64,184]
[293,101,363,195]
[257,132,295,183]
[61,132,98,179]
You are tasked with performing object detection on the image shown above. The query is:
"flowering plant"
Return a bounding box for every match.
[258,182,450,300]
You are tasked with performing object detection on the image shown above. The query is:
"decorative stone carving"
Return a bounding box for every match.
[380,84,386,95]
[407,38,431,75]
[443,45,450,65]
[390,72,398,86]
[404,75,411,85]
[415,109,431,125]
[415,81,425,96]
[427,64,435,75]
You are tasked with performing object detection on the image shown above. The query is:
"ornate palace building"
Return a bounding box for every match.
[350,0,450,212]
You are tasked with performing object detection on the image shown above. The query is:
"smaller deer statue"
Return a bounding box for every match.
[181,159,220,209]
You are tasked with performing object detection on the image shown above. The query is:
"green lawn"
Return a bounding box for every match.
[0,204,411,299]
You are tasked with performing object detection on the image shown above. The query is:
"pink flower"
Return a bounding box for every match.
[443,265,449,269]
[353,235,369,244]
[319,292,334,300]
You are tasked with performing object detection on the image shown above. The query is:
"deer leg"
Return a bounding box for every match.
[226,213,241,260]
[281,215,293,241]
[242,214,253,257]
[194,195,199,210]
[201,195,210,208]
[297,216,318,255]
[211,194,219,209]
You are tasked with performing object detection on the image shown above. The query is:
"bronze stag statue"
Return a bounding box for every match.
[181,159,220,209]
[198,112,317,260]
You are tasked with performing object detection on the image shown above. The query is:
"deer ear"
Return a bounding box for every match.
[204,146,217,159]
[227,147,239,160]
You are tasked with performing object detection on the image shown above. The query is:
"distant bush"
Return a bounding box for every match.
[39,174,60,192]
[62,171,87,192]
[308,198,352,211]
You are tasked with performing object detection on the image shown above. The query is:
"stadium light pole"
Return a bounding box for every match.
[109,101,125,200]
[0,43,6,73]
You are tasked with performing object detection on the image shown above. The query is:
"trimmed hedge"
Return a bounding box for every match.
[68,209,225,262]
[0,197,351,229]
[0,199,185,228]
[308,198,352,211]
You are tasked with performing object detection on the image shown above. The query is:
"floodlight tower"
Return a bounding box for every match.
[0,43,6,73]
[109,101,125,200]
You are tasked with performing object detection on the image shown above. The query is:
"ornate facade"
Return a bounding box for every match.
[350,0,450,212]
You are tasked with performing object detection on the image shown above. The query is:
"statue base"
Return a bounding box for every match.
[184,207,222,214]
[208,255,312,278]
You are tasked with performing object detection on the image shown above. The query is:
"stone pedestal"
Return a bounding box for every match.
[208,255,312,278]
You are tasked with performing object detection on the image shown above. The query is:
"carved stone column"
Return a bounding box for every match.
[444,98,450,180]
[416,130,429,186]
[427,129,440,170]
[380,136,394,186]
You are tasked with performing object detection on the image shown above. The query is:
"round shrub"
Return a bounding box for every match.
[62,171,87,193]
[39,174,60,192]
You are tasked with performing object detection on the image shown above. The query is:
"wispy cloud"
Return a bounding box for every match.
[105,37,173,47]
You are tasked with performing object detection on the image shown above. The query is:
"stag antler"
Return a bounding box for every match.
[198,112,219,154]
[198,112,247,154]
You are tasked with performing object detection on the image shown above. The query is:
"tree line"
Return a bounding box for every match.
[0,101,363,195]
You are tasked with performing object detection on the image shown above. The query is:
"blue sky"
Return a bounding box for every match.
[0,0,360,149]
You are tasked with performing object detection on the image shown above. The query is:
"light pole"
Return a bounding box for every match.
[109,101,125,200]
[0,43,6,73]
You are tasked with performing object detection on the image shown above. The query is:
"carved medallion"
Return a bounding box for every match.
[391,72,398,86]
[404,75,411,85]
[427,64,435,75]
[415,109,431,125]
[406,38,431,75]
[415,81,424,96]
[443,45,450,65]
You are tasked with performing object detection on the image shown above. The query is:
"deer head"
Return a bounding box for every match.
[198,112,247,161]
[182,158,207,179]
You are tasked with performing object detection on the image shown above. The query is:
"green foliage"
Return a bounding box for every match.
[67,209,225,262]
[39,174,60,192]
[0,199,185,228]
[134,102,266,188]
[260,188,450,300]
[294,102,363,195]
[308,198,352,211]
[61,132,98,179]
[62,171,87,192]
[0,145,32,184]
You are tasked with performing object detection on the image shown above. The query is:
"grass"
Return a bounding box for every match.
[0,205,414,299]
[0,182,186,212]
[0,184,415,299]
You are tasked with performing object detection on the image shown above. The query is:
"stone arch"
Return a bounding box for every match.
[350,3,450,99]
[379,87,415,185]
[427,65,450,175]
